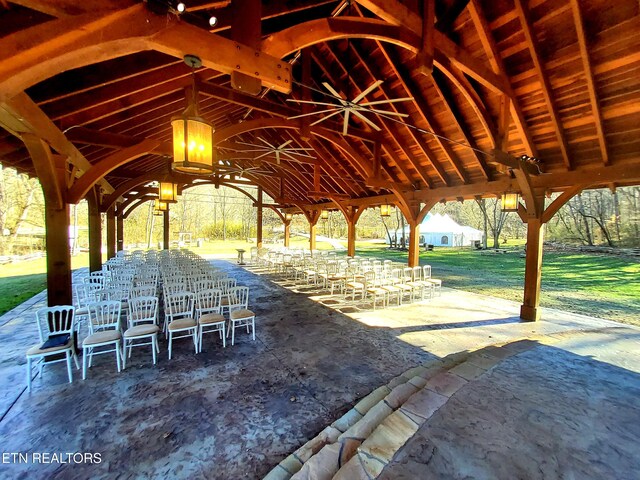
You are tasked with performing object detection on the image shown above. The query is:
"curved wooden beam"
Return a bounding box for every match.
[262,16,420,58]
[68,138,167,203]
[122,194,156,219]
[0,3,290,98]
[262,16,508,94]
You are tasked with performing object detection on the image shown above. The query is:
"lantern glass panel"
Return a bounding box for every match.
[171,117,214,174]
[159,181,178,203]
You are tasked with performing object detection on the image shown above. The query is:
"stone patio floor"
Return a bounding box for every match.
[0,259,637,479]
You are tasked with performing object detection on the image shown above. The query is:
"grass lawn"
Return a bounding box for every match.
[350,241,640,327]
[0,253,94,316]
[1,240,638,327]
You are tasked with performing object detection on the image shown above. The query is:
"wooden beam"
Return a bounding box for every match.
[9,0,133,17]
[0,4,291,97]
[230,0,262,95]
[0,93,114,194]
[570,0,608,165]
[467,0,536,156]
[377,44,467,184]
[351,1,510,93]
[21,133,65,209]
[431,70,491,180]
[520,217,543,321]
[415,0,435,75]
[541,184,587,224]
[87,186,102,272]
[68,138,167,203]
[513,0,571,168]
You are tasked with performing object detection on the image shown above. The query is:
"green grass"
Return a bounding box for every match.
[349,242,640,326]
[0,253,93,316]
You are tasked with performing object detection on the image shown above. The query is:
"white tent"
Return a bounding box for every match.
[389,213,483,248]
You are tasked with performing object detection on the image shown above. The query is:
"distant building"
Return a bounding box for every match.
[389,213,484,248]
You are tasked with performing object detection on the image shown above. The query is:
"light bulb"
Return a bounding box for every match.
[177,2,186,13]
[209,16,218,27]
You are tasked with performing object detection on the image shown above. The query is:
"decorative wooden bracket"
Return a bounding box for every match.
[415,0,435,75]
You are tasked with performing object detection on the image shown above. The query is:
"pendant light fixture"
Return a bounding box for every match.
[380,204,392,217]
[501,192,520,212]
[153,199,168,215]
[158,180,178,204]
[321,209,329,220]
[171,54,215,175]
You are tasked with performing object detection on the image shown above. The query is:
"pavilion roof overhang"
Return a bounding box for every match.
[0,0,638,219]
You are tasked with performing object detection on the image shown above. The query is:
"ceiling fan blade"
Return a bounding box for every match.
[342,109,350,135]
[254,152,272,160]
[279,139,293,148]
[283,150,316,158]
[352,110,382,131]
[258,137,276,148]
[309,109,343,126]
[288,108,342,121]
[322,82,348,105]
[275,151,281,164]
[286,147,315,151]
[359,97,414,106]
[352,79,383,104]
[369,109,410,118]
[286,99,344,107]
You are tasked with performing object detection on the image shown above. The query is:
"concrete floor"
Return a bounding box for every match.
[0,259,637,479]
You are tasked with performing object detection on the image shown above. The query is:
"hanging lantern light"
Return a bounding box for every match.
[501,192,520,212]
[380,204,392,217]
[153,199,168,216]
[171,55,215,175]
[321,209,329,220]
[285,213,293,221]
[158,180,178,204]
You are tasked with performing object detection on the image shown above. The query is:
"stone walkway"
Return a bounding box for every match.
[0,260,637,479]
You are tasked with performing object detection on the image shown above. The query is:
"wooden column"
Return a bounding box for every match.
[87,187,102,272]
[347,220,356,257]
[520,218,544,321]
[163,207,170,250]
[116,211,124,252]
[44,202,72,306]
[22,134,72,306]
[407,221,421,267]
[256,187,263,248]
[106,206,116,259]
[283,220,291,247]
[309,222,317,252]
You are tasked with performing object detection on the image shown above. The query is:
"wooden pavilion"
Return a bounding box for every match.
[0,0,638,321]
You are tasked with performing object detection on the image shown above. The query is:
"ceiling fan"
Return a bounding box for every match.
[232,137,315,164]
[287,80,413,135]
[215,159,272,179]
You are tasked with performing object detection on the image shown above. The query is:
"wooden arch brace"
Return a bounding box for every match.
[0,3,291,98]
[67,138,169,203]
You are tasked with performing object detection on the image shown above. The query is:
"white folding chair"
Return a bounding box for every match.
[165,291,198,359]
[123,296,160,368]
[196,289,226,352]
[82,300,122,379]
[226,286,255,346]
[26,305,79,391]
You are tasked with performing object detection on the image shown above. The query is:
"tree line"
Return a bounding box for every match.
[0,163,638,254]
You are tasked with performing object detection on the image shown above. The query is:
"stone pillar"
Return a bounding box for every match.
[106,206,116,259]
[520,218,544,321]
[87,188,102,272]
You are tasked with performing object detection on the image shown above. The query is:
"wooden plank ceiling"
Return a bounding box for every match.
[0,0,638,212]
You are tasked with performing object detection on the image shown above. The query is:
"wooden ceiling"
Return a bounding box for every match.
[0,0,639,215]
